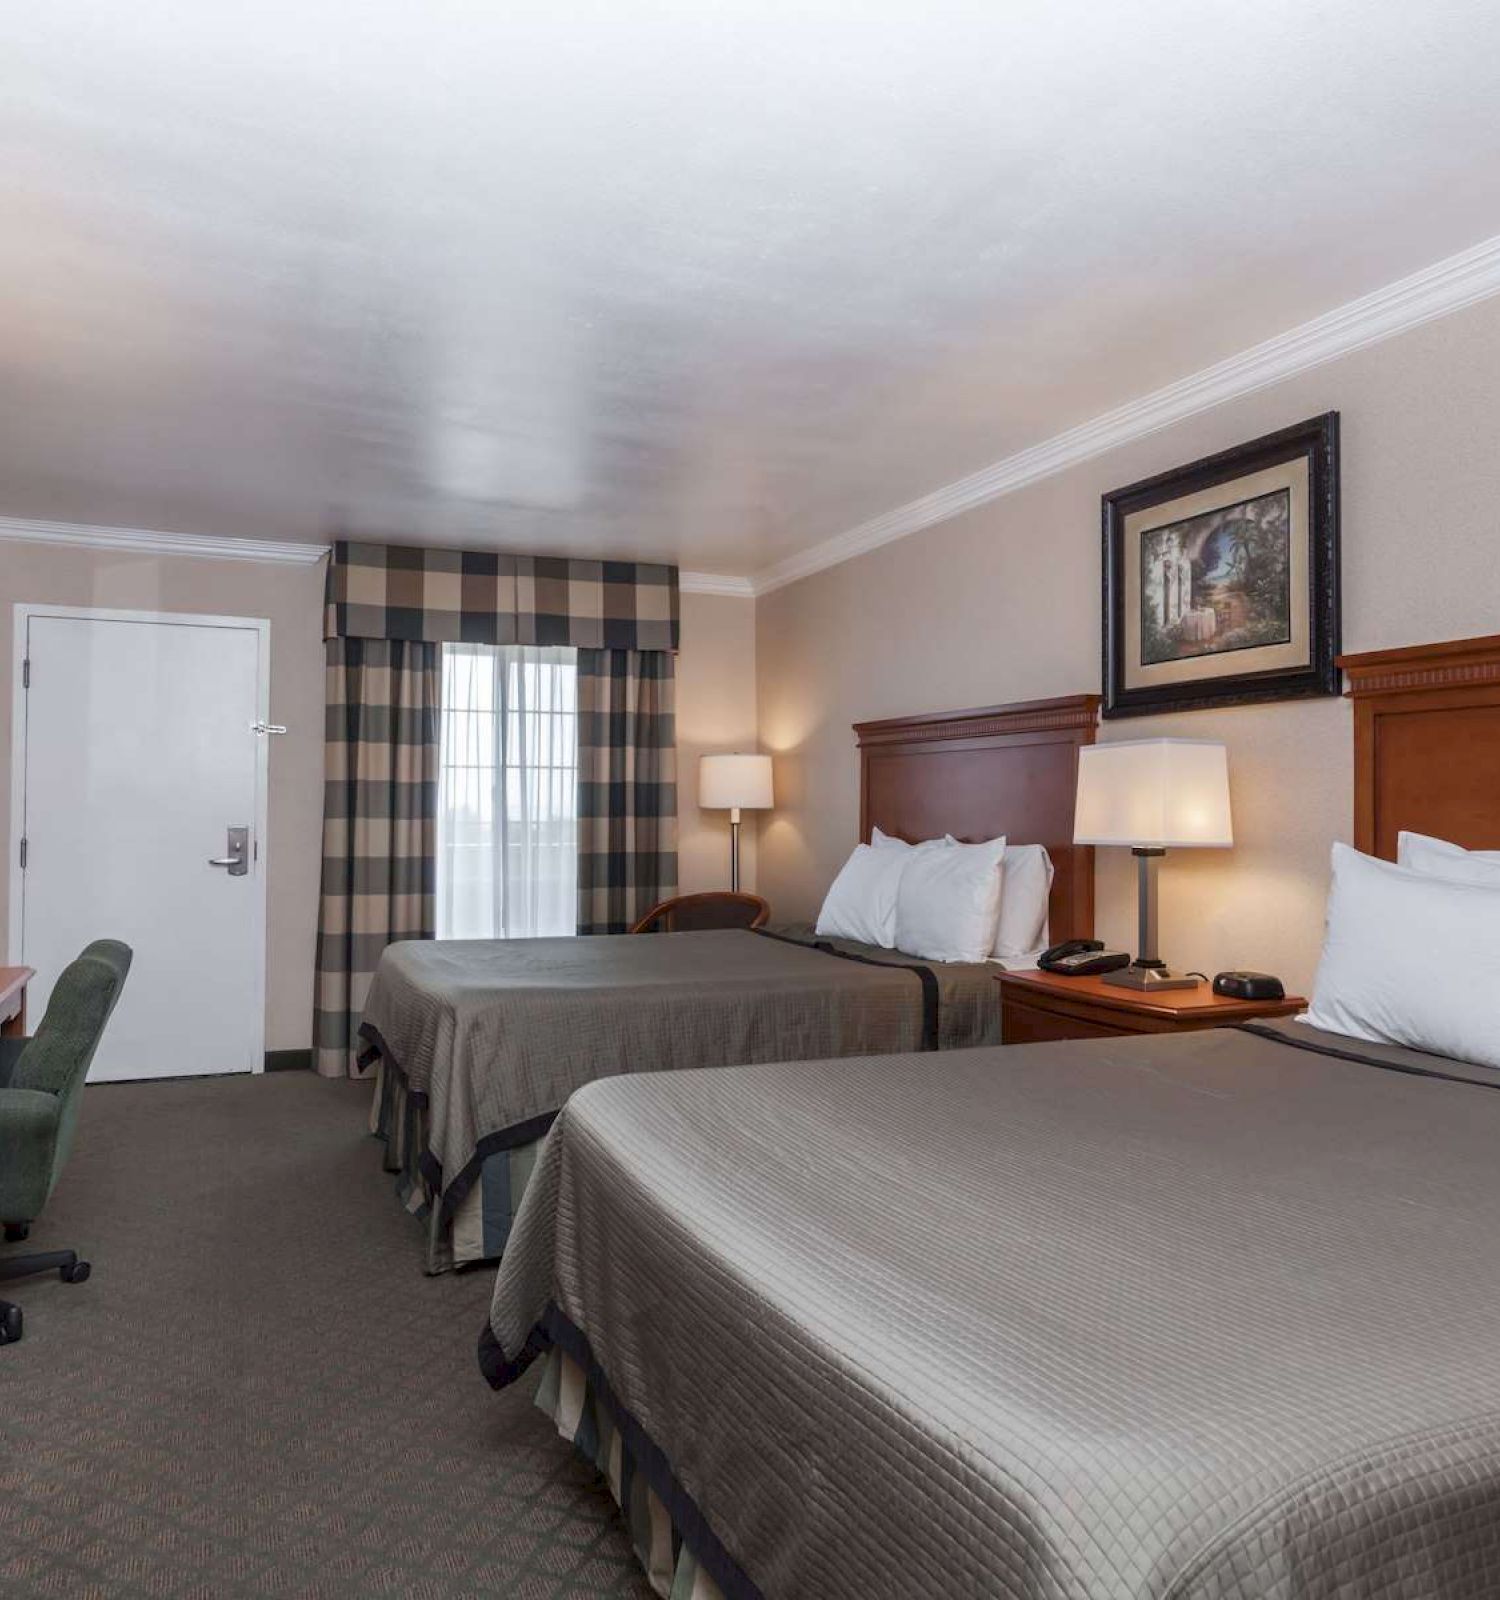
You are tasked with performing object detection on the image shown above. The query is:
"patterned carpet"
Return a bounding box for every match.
[0,1072,653,1599]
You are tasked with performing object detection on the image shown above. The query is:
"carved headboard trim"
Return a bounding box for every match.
[1341,635,1500,859]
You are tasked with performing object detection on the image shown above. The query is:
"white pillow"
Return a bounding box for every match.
[894,836,1006,963]
[815,844,909,947]
[1398,830,1500,889]
[1302,842,1500,1069]
[993,844,1054,963]
[871,826,944,852]
[940,835,1054,962]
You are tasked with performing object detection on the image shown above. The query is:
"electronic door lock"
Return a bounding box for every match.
[207,825,250,876]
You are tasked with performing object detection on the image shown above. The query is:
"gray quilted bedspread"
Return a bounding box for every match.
[488,1020,1500,1598]
[360,927,996,1190]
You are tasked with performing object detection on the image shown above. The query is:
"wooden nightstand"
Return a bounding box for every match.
[995,968,1306,1044]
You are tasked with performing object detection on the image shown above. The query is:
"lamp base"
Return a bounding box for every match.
[1101,962,1200,992]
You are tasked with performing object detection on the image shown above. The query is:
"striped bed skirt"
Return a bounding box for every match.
[368,1055,544,1274]
[539,1346,727,1600]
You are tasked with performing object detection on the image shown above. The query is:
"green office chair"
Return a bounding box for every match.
[0,939,132,1345]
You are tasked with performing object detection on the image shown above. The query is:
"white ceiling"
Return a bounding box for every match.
[6,1,1500,580]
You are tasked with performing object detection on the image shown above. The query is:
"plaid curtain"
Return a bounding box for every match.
[577,650,678,934]
[314,638,441,1077]
[324,541,678,650]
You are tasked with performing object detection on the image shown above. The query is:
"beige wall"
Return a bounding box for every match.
[0,553,755,1049]
[677,591,760,895]
[0,545,326,1050]
[12,289,1489,1030]
[756,295,1500,994]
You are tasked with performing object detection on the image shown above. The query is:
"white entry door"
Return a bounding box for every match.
[13,607,269,1080]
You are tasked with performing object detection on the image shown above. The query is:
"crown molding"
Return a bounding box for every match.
[0,515,329,565]
[0,518,760,593]
[679,570,756,597]
[752,230,1500,596]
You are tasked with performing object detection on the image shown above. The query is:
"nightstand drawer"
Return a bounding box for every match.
[1000,999,1124,1045]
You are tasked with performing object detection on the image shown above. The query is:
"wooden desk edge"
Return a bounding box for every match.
[0,965,34,1038]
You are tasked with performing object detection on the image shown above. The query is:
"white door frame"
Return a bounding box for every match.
[8,603,272,1074]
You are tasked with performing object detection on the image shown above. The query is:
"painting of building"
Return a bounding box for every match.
[1139,488,1292,666]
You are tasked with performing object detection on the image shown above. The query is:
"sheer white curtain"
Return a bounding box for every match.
[436,643,578,939]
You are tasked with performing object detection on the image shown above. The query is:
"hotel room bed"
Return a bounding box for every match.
[364,923,1000,1271]
[481,1019,1500,1600]
[364,692,1101,1272]
[480,635,1500,1599]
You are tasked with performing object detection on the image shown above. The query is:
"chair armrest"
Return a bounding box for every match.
[0,1036,27,1089]
[0,1086,61,1221]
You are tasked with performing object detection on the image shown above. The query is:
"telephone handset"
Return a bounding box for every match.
[1037,939,1132,977]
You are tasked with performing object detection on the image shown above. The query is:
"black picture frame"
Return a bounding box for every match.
[1101,411,1340,719]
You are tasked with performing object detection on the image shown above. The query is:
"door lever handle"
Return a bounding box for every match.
[208,825,250,876]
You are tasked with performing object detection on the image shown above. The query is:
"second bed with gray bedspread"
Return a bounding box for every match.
[485,1020,1500,1598]
[361,924,999,1268]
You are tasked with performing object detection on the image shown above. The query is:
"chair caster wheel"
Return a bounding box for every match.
[3,1223,29,1243]
[59,1261,90,1284]
[0,1303,20,1344]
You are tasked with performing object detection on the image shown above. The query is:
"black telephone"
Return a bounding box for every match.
[1037,939,1132,977]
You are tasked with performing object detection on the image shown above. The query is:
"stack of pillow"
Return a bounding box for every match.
[1302,831,1500,1070]
[813,827,1053,965]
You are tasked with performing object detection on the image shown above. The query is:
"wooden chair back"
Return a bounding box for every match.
[630,892,771,935]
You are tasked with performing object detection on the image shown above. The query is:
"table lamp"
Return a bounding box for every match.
[698,753,773,891]
[1072,738,1233,990]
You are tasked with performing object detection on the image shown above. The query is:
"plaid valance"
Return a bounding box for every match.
[323,541,680,652]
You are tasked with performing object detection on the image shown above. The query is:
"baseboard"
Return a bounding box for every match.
[264,1048,312,1073]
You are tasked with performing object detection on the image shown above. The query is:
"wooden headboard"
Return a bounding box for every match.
[1342,634,1500,859]
[852,694,1100,943]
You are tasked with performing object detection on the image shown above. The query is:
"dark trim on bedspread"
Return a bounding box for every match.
[1236,1022,1500,1092]
[359,1022,427,1104]
[434,1114,559,1225]
[752,926,941,1051]
[359,1020,559,1223]
[479,1303,765,1600]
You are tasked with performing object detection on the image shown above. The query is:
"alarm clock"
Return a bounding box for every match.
[1212,971,1285,1001]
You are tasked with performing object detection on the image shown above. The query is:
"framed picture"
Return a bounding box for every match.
[1102,412,1340,718]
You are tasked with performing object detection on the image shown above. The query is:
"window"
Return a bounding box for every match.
[436,643,578,939]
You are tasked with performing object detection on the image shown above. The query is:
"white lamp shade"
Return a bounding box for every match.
[1073,739,1232,848]
[699,752,774,811]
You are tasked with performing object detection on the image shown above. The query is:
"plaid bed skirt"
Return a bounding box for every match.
[368,1054,544,1274]
[539,1346,727,1600]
